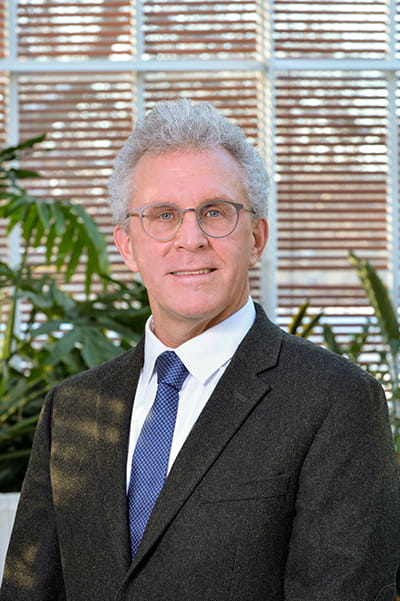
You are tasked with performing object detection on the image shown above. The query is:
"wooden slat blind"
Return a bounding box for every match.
[17,0,134,61]
[0,0,397,349]
[0,2,6,60]
[274,0,388,59]
[17,73,136,290]
[142,0,259,59]
[142,71,260,144]
[276,71,388,336]
[16,68,263,298]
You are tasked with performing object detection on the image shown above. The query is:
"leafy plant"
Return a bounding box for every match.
[0,136,150,491]
[287,299,324,338]
[323,252,400,455]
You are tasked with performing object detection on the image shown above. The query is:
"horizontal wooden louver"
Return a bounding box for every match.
[0,2,6,60]
[17,73,137,292]
[17,0,134,61]
[273,0,388,59]
[142,0,259,59]
[16,69,264,302]
[0,0,397,360]
[143,71,260,144]
[275,71,388,339]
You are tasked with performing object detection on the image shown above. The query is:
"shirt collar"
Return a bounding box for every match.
[142,298,256,385]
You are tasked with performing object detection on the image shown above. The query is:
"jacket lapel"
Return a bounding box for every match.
[95,340,145,569]
[126,306,283,572]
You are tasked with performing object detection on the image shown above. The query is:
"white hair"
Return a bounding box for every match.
[109,98,270,227]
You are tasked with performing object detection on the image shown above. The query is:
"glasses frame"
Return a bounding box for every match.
[126,200,257,241]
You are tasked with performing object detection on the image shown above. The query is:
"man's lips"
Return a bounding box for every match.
[170,268,215,276]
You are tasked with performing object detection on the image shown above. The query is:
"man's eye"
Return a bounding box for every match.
[149,206,177,221]
[206,209,222,218]
[158,211,174,220]
[202,204,224,218]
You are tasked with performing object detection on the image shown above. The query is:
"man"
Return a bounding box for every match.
[1,98,399,600]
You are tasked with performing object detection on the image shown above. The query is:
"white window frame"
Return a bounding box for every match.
[2,0,400,322]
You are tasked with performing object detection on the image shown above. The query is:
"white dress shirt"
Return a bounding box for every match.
[126,297,256,489]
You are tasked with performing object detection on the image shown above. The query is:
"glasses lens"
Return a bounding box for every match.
[199,201,238,237]
[142,204,180,239]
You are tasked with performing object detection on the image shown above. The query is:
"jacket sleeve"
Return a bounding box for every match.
[0,389,65,601]
[284,372,400,601]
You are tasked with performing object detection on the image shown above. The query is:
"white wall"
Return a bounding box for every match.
[0,493,19,583]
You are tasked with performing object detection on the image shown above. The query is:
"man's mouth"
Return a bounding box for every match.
[171,268,215,276]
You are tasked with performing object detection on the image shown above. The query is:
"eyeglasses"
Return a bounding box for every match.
[126,200,256,241]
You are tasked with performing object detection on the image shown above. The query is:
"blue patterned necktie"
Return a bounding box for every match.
[128,350,189,558]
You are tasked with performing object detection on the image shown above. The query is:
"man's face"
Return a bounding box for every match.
[114,147,268,347]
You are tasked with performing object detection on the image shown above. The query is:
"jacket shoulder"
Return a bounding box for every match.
[251,302,382,403]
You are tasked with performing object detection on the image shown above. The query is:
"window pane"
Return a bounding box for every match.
[143,0,260,60]
[274,0,388,59]
[17,0,134,61]
[276,71,388,342]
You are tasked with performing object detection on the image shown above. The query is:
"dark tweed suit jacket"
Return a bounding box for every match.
[1,305,399,601]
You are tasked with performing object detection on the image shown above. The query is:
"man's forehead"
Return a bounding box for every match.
[134,145,240,170]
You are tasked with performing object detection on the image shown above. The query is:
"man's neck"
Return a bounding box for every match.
[149,298,254,349]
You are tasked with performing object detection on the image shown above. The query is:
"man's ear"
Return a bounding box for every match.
[249,217,269,267]
[113,225,138,273]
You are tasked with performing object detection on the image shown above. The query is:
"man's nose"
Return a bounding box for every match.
[174,208,207,247]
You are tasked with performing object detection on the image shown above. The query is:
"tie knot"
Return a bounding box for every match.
[156,351,189,391]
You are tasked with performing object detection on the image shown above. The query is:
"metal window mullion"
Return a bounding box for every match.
[387,71,399,310]
[134,0,145,61]
[7,73,20,269]
[259,0,278,320]
[260,68,278,321]
[6,57,400,74]
[7,0,17,61]
[135,72,145,121]
[133,0,145,123]
[133,0,144,148]
[6,0,22,337]
[6,0,18,148]
[388,0,397,62]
